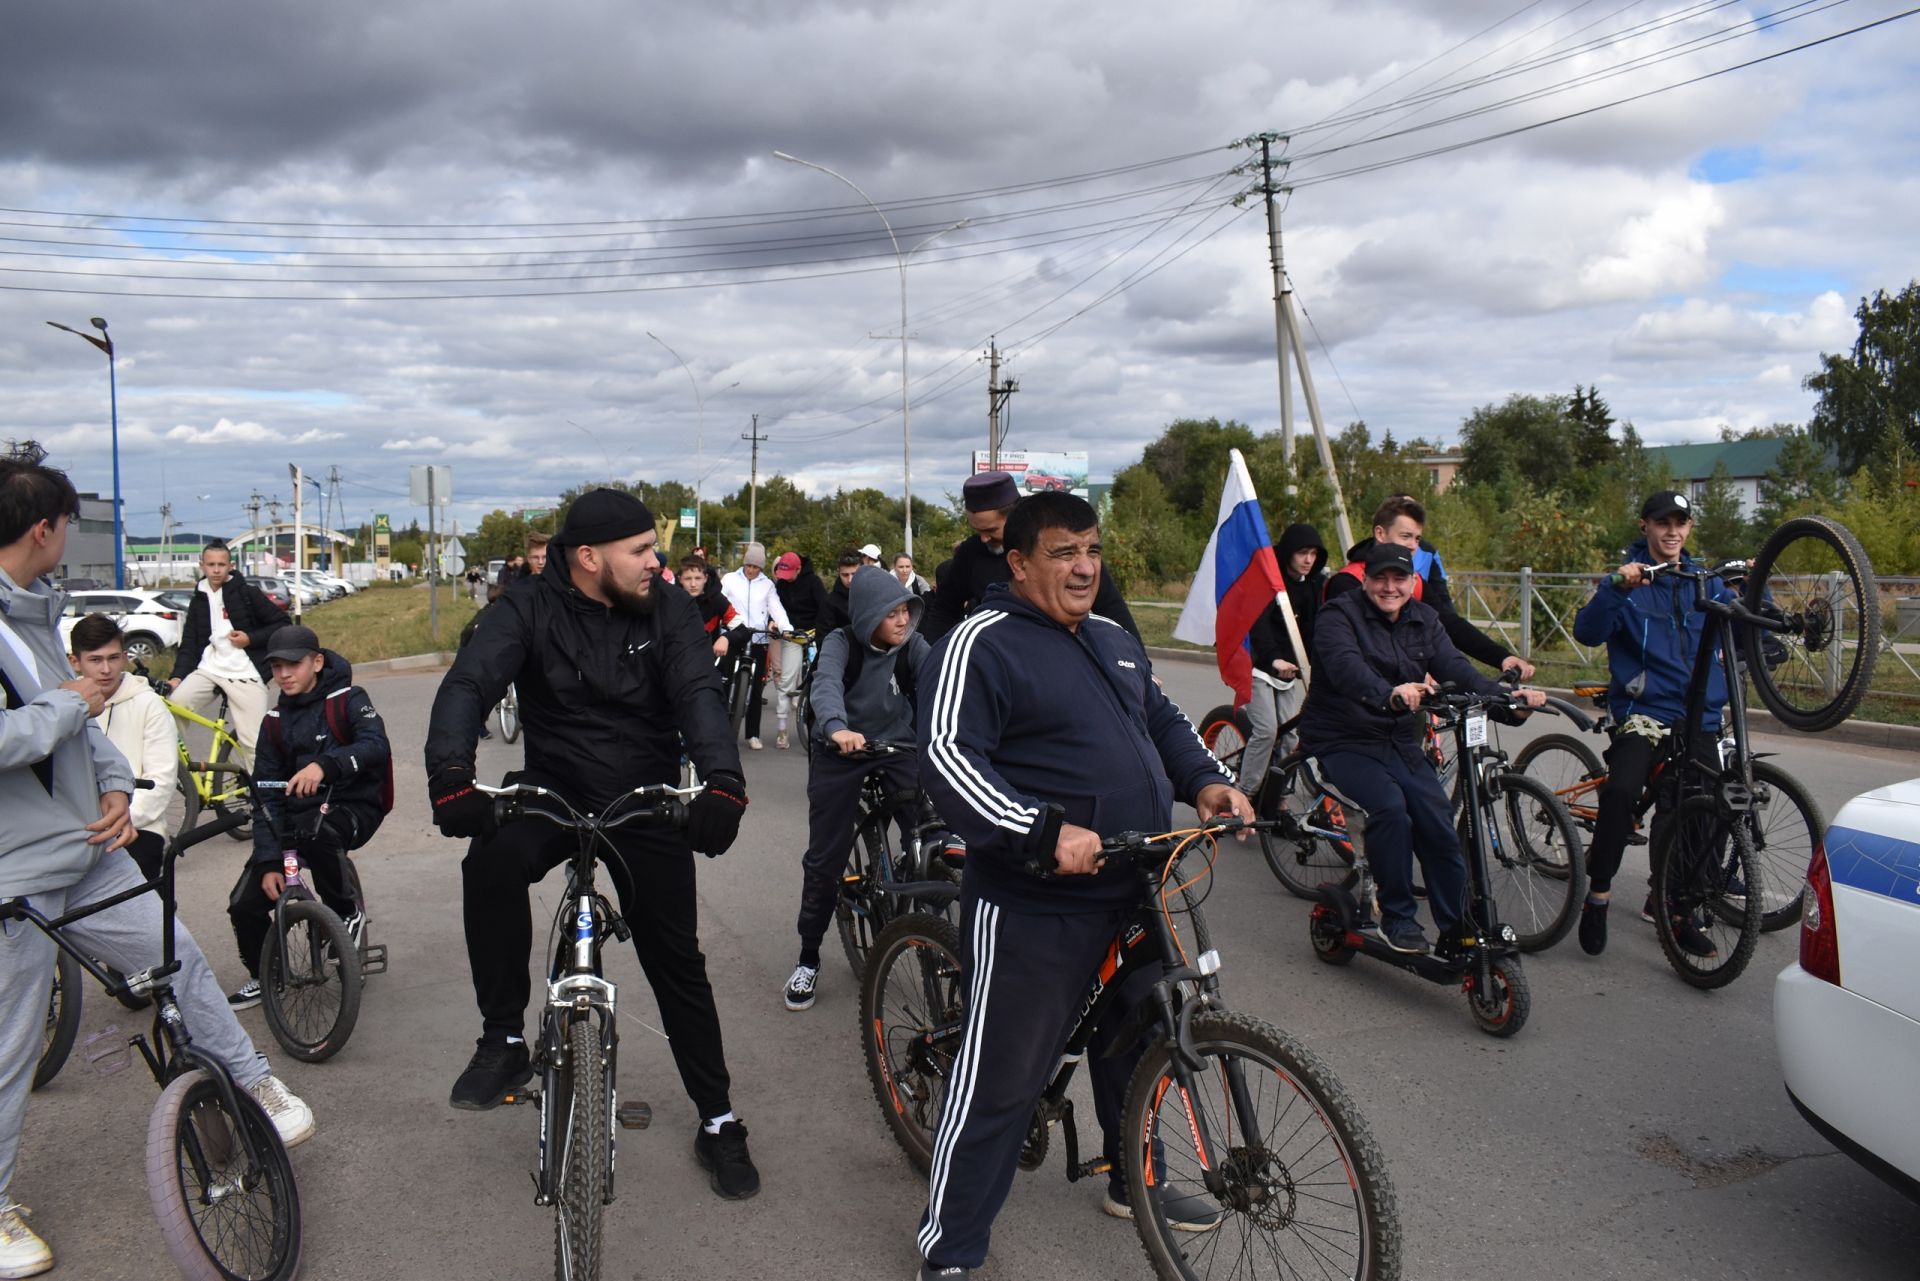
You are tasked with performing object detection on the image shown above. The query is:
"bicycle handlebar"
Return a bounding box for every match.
[475,781,699,832]
[1022,815,1280,878]
[829,739,917,759]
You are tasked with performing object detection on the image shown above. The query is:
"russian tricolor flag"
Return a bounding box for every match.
[1172,449,1285,706]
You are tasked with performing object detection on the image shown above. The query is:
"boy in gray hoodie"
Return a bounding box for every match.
[0,456,311,1276]
[782,565,930,1011]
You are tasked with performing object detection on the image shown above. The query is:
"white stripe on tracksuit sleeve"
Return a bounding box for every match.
[923,611,1040,839]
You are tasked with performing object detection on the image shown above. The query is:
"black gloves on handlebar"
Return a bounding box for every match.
[687,773,749,858]
[430,767,496,840]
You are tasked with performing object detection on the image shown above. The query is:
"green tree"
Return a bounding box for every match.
[1139,418,1258,513]
[1106,465,1198,589]
[1754,428,1841,527]
[1805,281,1920,471]
[1692,462,1751,561]
[470,510,532,565]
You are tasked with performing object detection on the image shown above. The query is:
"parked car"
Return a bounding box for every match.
[1775,777,1920,1203]
[253,575,322,609]
[153,589,197,613]
[57,590,186,663]
[286,569,346,601]
[59,577,104,592]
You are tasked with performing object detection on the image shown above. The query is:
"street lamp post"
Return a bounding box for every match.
[647,332,708,551]
[47,317,122,587]
[773,151,966,561]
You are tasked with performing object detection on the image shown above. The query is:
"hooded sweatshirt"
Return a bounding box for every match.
[810,565,929,745]
[0,567,137,898]
[252,649,391,868]
[1250,523,1327,674]
[97,671,179,836]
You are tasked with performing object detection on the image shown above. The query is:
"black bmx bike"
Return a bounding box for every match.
[1,808,302,1281]
[474,779,699,1281]
[861,816,1401,1280]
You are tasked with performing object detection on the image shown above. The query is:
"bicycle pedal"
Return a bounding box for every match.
[617,1101,653,1130]
[1073,1158,1113,1180]
[360,944,388,976]
[82,1025,132,1076]
[501,1086,541,1106]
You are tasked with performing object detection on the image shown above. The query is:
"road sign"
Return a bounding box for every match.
[679,507,696,529]
[408,465,452,506]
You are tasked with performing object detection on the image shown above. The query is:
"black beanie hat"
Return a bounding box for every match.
[554,488,656,548]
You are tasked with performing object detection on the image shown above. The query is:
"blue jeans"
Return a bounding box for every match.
[1317,748,1467,933]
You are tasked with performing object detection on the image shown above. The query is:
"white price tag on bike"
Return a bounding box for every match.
[1464,712,1489,748]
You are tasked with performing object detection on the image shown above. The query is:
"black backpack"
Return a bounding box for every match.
[801,627,917,745]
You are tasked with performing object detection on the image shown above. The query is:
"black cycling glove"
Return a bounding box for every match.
[686,774,748,858]
[430,767,496,840]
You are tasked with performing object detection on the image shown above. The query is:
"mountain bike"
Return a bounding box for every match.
[496,681,522,743]
[862,816,1401,1280]
[0,807,302,1281]
[1516,682,1826,934]
[1304,680,1553,1034]
[827,740,960,976]
[251,779,386,1062]
[475,779,699,1281]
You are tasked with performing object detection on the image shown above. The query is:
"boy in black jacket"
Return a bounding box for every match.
[1241,522,1325,810]
[225,624,391,1009]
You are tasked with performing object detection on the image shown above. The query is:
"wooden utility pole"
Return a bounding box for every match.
[742,414,768,546]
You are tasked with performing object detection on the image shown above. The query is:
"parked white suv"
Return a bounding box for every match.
[1775,777,1920,1202]
[58,590,186,664]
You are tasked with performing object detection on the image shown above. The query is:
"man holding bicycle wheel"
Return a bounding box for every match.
[1571,490,1734,957]
[424,488,761,1200]
[0,456,313,1278]
[911,492,1250,1281]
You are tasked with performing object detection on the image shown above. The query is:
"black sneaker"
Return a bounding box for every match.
[449,1039,532,1111]
[1374,920,1429,955]
[1578,899,1610,956]
[1670,912,1718,958]
[693,1120,761,1200]
[227,979,262,1010]
[917,1264,970,1280]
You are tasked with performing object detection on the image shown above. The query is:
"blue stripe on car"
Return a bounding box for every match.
[1825,825,1920,905]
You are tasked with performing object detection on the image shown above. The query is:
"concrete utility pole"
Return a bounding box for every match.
[985,338,1018,469]
[288,464,305,618]
[742,414,768,547]
[1235,131,1354,551]
[158,502,173,587]
[426,466,438,641]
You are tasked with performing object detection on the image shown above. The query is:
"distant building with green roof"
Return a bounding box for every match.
[1642,438,1832,519]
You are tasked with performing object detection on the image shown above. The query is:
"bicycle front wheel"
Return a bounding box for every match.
[497,683,522,743]
[837,814,891,979]
[1488,773,1588,951]
[205,734,253,843]
[1744,514,1879,732]
[145,1068,301,1281]
[1651,795,1762,990]
[260,900,363,1063]
[33,949,82,1092]
[860,912,965,1175]
[554,1017,609,1281]
[1748,760,1825,933]
[1121,1010,1401,1281]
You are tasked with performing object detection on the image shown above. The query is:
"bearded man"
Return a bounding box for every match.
[423,488,762,1200]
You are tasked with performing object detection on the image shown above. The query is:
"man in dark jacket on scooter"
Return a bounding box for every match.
[1301,544,1544,956]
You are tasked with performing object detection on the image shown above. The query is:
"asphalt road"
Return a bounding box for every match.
[18,657,1920,1280]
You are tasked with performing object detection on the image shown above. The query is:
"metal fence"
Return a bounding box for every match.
[1449,571,1920,704]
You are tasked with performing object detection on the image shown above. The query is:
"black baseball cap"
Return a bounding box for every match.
[1364,544,1417,578]
[1641,490,1693,521]
[263,624,322,662]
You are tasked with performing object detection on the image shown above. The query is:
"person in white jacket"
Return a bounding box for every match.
[720,542,791,750]
[68,611,179,879]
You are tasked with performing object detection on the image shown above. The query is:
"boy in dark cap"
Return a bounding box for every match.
[225,623,390,1009]
[921,473,1140,642]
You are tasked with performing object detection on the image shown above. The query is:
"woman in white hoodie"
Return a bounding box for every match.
[68,612,179,878]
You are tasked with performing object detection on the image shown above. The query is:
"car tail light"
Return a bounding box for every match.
[156,610,178,620]
[1799,843,1840,986]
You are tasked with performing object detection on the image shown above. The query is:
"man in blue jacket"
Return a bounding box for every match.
[1570,490,1734,957]
[910,492,1249,1281]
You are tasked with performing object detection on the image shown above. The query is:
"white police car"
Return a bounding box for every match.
[1774,777,1920,1201]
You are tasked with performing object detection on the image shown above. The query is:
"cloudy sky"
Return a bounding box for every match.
[2,0,1914,544]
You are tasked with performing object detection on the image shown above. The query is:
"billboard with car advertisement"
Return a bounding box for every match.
[970,450,1090,499]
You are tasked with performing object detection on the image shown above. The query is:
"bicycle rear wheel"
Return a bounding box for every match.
[860,913,964,1175]
[1197,704,1251,782]
[1743,515,1879,732]
[1748,760,1825,933]
[1651,795,1761,990]
[1511,732,1604,842]
[33,949,82,1092]
[497,683,522,743]
[1260,758,1358,900]
[260,899,363,1062]
[554,1016,609,1281]
[1121,1010,1401,1281]
[1487,773,1588,951]
[145,1068,301,1281]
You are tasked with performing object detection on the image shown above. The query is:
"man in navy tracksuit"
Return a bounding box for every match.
[910,492,1249,1281]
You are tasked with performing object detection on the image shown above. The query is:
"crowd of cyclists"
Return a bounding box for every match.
[0,443,1792,1279]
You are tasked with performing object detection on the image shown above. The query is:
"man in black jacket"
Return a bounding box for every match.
[423,489,761,1200]
[1240,522,1325,809]
[1323,495,1535,680]
[1301,544,1545,955]
[167,541,290,769]
[910,492,1248,1280]
[921,472,1140,643]
[223,625,388,1009]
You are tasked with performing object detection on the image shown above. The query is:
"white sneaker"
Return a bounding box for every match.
[0,1200,53,1279]
[746,737,764,751]
[782,965,819,1011]
[776,731,790,751]
[250,1074,316,1148]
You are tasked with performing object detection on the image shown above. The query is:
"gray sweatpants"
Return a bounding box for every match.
[1239,678,1306,796]
[0,851,271,1201]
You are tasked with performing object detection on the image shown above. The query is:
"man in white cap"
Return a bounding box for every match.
[857,543,882,567]
[721,542,791,750]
